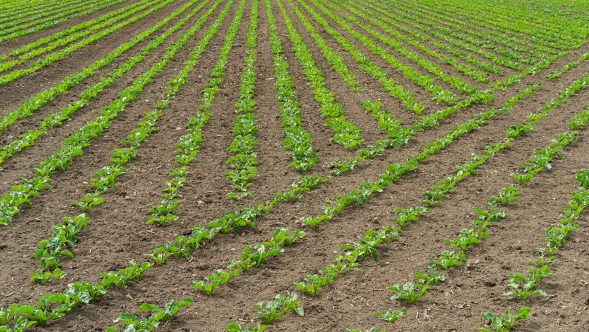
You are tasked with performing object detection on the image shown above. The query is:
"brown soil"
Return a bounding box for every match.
[0,0,588,332]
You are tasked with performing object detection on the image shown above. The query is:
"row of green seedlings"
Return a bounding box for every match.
[386,115,589,324]
[220,228,399,332]
[288,2,409,136]
[28,0,229,284]
[0,260,150,330]
[1,37,562,329]
[0,0,176,86]
[0,0,166,73]
[364,0,528,69]
[423,0,583,49]
[0,0,128,43]
[388,133,576,303]
[192,228,304,295]
[405,0,552,62]
[331,1,483,96]
[0,0,222,226]
[299,77,589,324]
[305,0,470,105]
[404,0,564,42]
[0,0,86,31]
[0,0,74,11]
[348,0,503,76]
[146,0,245,225]
[300,84,533,227]
[0,0,105,35]
[0,175,326,331]
[478,168,589,332]
[399,0,560,58]
[338,1,491,83]
[0,0,199,137]
[363,0,525,71]
[224,292,304,331]
[291,31,572,194]
[149,62,556,331]
[105,298,193,332]
[277,0,365,150]
[395,0,556,59]
[306,58,589,288]
[546,51,589,80]
[219,58,555,332]
[4,22,578,326]
[225,0,259,200]
[265,0,318,172]
[294,0,424,114]
[327,45,559,176]
[240,86,543,328]
[256,104,589,331]
[0,0,152,61]
[0,0,210,169]
[0,0,76,22]
[382,0,536,66]
[0,0,84,13]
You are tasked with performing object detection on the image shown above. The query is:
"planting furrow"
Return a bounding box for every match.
[286,3,406,136]
[0,0,209,169]
[384,115,588,321]
[234,86,589,330]
[0,0,201,136]
[146,0,244,226]
[0,0,176,87]
[402,1,561,57]
[0,0,86,31]
[305,0,464,105]
[264,0,318,172]
[478,165,589,331]
[0,40,571,330]
[0,0,105,37]
[0,0,82,23]
[0,0,150,61]
[346,0,503,76]
[224,0,259,200]
[419,1,582,50]
[292,0,426,117]
[0,0,129,43]
[329,2,483,96]
[299,68,589,229]
[335,0,491,84]
[0,0,223,227]
[274,0,364,150]
[364,0,524,72]
[377,1,538,66]
[27,0,223,286]
[0,0,165,74]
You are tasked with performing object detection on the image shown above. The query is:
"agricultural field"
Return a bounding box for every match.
[0,0,589,330]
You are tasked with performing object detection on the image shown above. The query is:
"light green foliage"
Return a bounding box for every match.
[478,307,531,332]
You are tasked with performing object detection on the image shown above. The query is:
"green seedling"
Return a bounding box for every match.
[255,292,303,324]
[504,265,551,301]
[389,282,427,304]
[226,323,270,332]
[375,310,406,323]
[478,306,531,332]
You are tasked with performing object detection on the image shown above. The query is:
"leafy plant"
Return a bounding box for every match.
[478,306,531,332]
[375,310,406,323]
[255,292,304,324]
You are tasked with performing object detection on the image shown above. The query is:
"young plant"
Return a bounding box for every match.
[255,292,304,324]
[375,310,406,323]
[503,265,551,301]
[478,306,531,332]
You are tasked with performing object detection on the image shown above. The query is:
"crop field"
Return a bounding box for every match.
[1,0,589,331]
